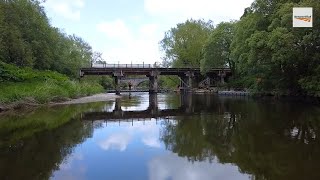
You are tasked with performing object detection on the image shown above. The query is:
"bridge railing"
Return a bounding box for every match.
[92,63,157,68]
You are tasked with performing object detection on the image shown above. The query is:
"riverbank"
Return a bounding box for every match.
[0,62,107,112]
[0,92,120,113]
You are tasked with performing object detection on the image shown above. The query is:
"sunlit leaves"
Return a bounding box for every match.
[160,19,213,68]
[201,22,235,73]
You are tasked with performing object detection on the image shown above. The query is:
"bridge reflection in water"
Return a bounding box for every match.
[81,94,219,122]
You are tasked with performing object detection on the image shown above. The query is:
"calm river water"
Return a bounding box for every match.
[0,93,319,180]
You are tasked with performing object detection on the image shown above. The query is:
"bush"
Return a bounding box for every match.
[0,62,104,104]
[0,62,68,82]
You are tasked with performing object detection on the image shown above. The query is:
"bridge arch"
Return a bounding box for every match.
[119,77,149,90]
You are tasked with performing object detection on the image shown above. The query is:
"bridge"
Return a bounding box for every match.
[80,64,231,94]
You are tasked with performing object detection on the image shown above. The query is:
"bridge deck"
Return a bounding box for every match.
[80,64,231,77]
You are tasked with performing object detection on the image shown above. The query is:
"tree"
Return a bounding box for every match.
[160,19,214,68]
[0,0,96,78]
[230,0,320,95]
[91,51,104,67]
[201,21,236,74]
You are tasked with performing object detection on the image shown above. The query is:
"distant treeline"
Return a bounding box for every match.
[0,0,94,78]
[160,0,320,97]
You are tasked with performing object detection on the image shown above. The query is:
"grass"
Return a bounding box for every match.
[0,62,104,105]
[0,80,104,104]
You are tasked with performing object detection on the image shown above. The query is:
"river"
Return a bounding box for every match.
[0,93,319,180]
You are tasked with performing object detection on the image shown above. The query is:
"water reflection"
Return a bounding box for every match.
[148,154,249,180]
[0,93,319,180]
[81,94,195,121]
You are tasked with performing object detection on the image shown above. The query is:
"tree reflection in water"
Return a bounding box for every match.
[0,102,111,180]
[160,95,320,180]
[0,94,319,180]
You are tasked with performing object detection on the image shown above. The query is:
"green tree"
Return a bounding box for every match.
[64,35,93,77]
[160,19,213,68]
[0,0,96,79]
[201,22,236,74]
[230,0,320,95]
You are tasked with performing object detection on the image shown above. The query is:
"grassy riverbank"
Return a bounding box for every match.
[0,62,104,109]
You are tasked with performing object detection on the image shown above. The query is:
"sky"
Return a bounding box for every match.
[42,0,254,64]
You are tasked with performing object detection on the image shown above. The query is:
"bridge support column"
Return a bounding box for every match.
[219,71,226,84]
[114,76,121,95]
[113,71,123,95]
[148,71,159,94]
[180,72,194,93]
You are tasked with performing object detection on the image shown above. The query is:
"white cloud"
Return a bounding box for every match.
[44,0,85,21]
[144,0,254,22]
[96,20,162,64]
[91,1,254,64]
[148,154,251,180]
[97,20,132,42]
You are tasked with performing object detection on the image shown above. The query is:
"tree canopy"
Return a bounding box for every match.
[160,0,320,96]
[201,22,236,74]
[0,0,96,78]
[160,19,214,68]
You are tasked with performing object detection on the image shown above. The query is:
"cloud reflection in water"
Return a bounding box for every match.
[148,153,250,180]
[98,121,162,152]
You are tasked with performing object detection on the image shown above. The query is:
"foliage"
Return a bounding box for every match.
[160,19,214,68]
[230,0,320,95]
[201,21,236,73]
[0,102,108,147]
[0,0,95,78]
[0,62,103,103]
[99,76,114,89]
[0,104,108,179]
[160,94,320,179]
[160,0,320,96]
[0,61,68,82]
[159,76,180,89]
[0,80,103,104]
